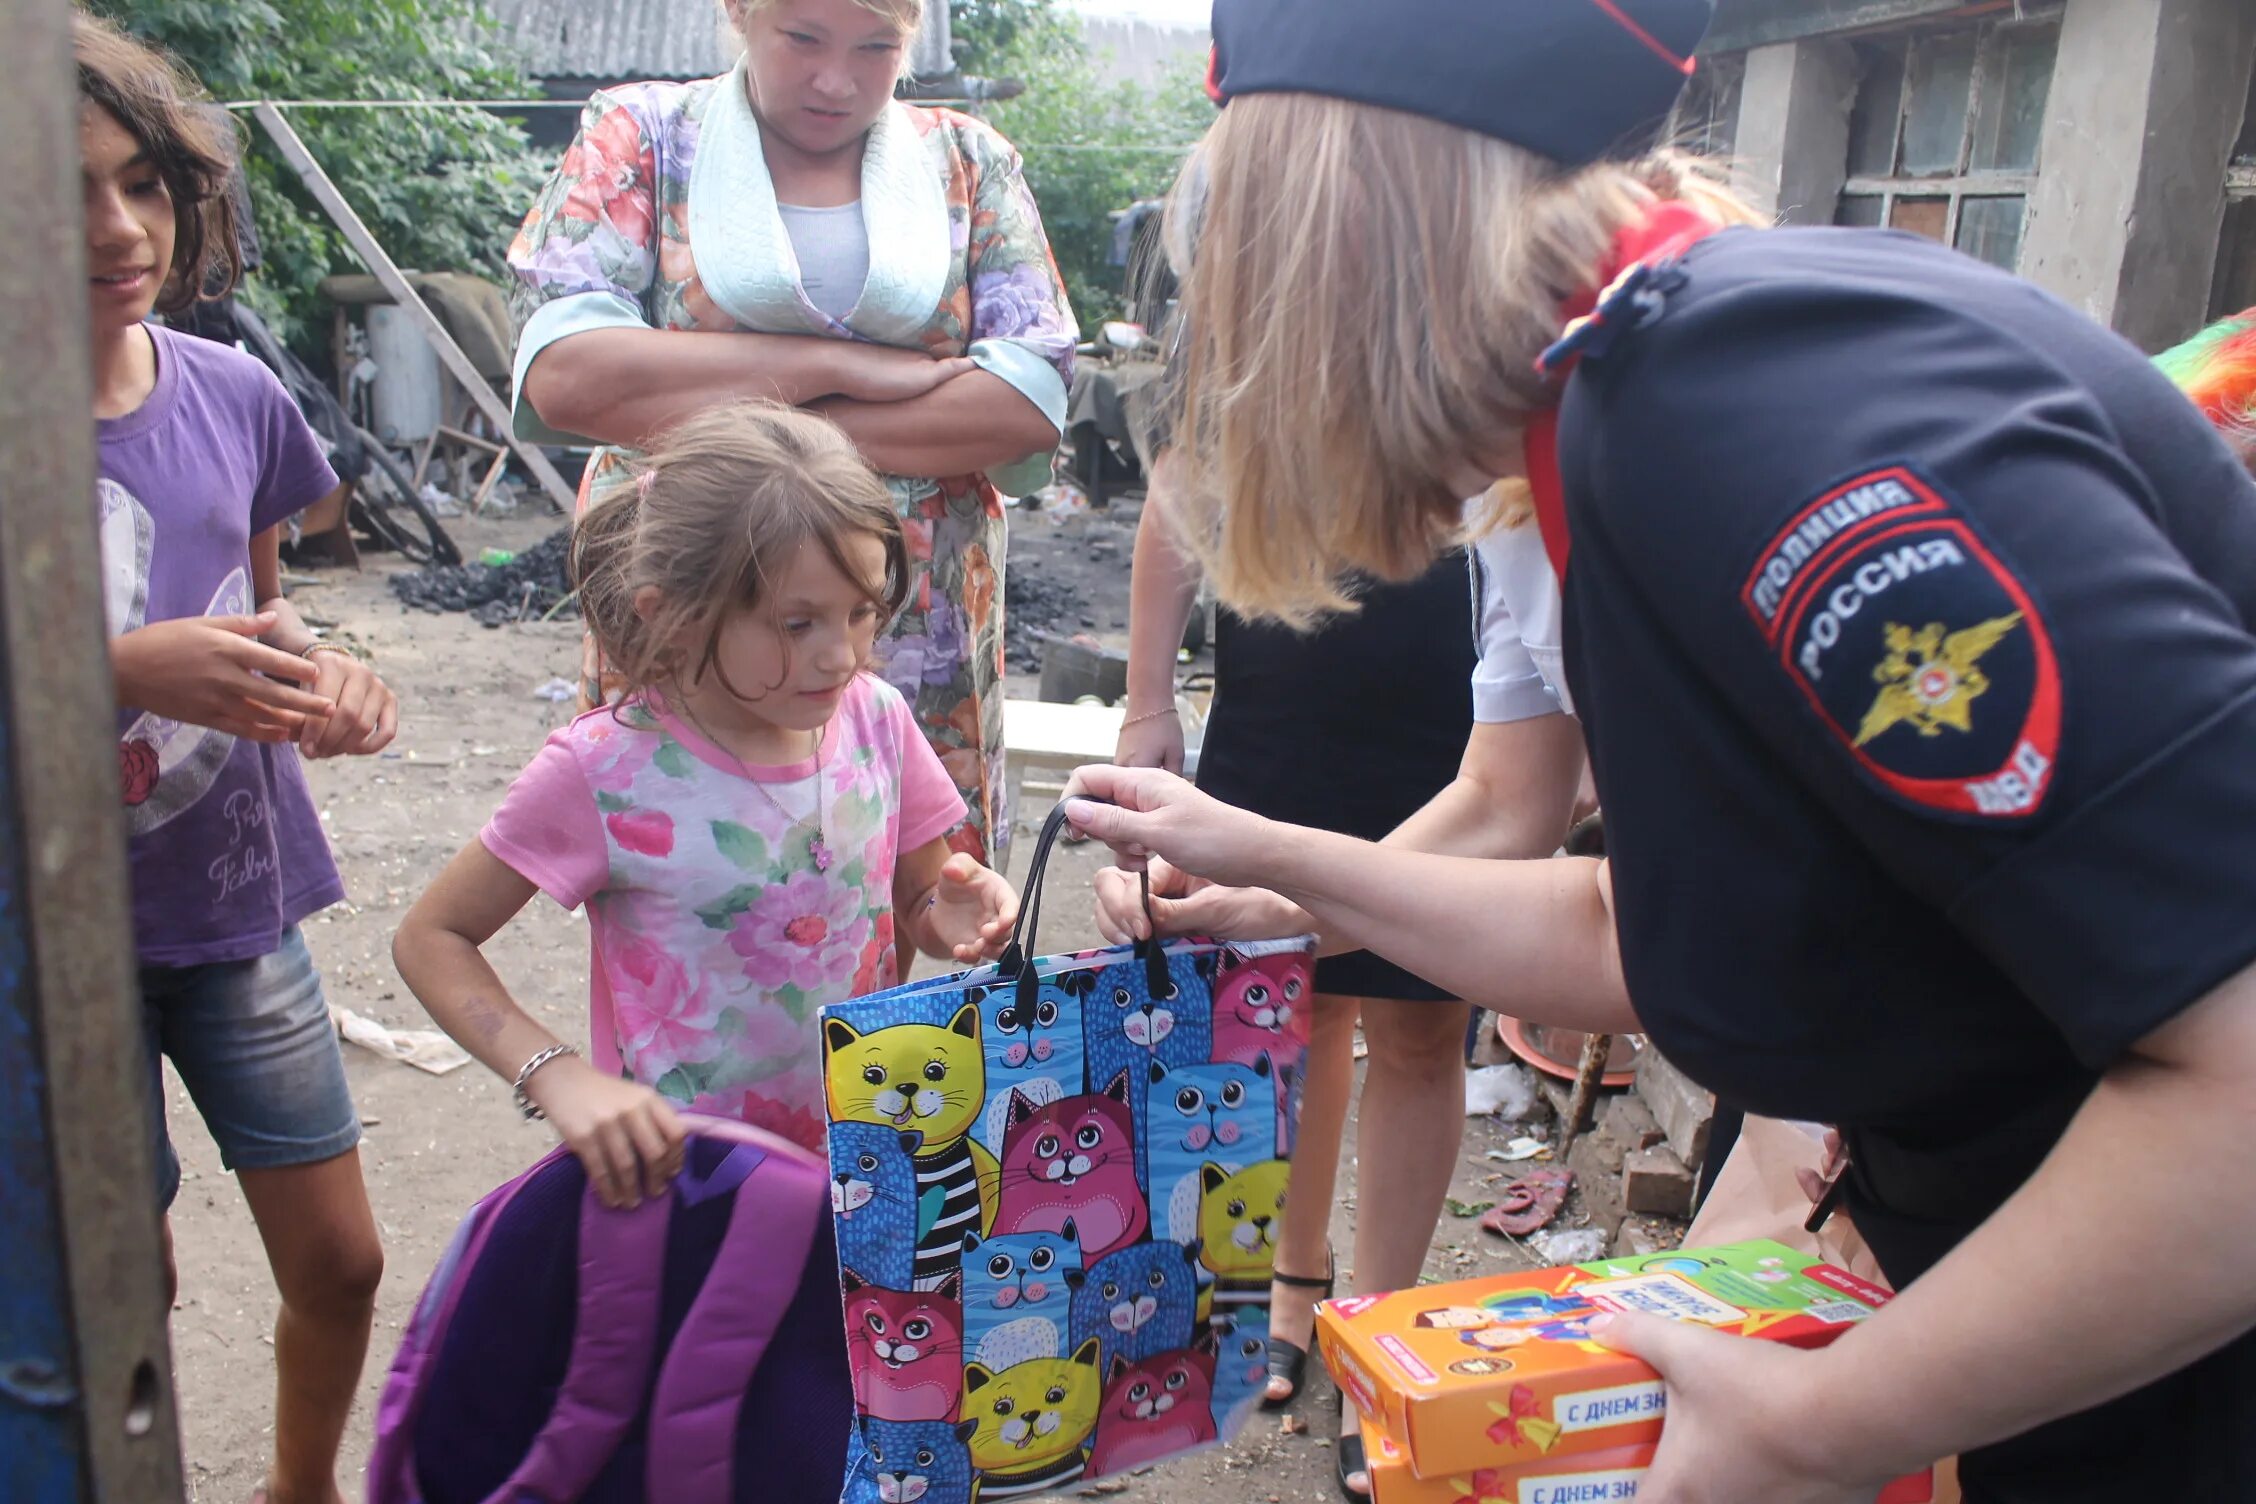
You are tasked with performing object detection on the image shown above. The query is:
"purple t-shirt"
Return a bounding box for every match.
[101,324,344,967]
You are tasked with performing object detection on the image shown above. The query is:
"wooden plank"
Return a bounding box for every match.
[251,103,576,515]
[1705,0,2016,54]
[0,3,187,1498]
[1557,1032,1613,1155]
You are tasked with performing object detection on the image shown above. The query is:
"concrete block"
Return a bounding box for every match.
[1623,1145,1697,1218]
[1600,1093,1667,1152]
[1634,1047,1715,1170]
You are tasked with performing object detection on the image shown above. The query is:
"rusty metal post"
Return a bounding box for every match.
[0,2,188,1500]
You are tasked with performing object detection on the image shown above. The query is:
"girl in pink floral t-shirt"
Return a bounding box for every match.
[397,403,1019,1203]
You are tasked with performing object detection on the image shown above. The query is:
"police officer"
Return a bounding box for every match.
[1065,2,2256,1499]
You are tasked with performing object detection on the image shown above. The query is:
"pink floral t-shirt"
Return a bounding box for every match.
[481,674,966,1151]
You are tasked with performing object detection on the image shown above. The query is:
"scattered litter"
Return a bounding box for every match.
[1278,1414,1308,1436]
[1444,1198,1495,1219]
[360,1115,383,1128]
[423,483,465,519]
[531,677,576,702]
[1464,1063,1538,1119]
[1480,1166,1574,1240]
[1038,482,1089,523]
[332,1006,472,1076]
[1488,1137,1551,1163]
[1527,1227,1609,1263]
[479,547,518,568]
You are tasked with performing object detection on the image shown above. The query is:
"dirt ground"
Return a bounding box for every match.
[163,499,1661,1503]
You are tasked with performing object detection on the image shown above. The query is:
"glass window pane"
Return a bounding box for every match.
[1968,25,2058,173]
[1891,196,1951,242]
[1836,195,1887,229]
[1901,31,1978,176]
[1954,196,2026,271]
[1847,42,1908,176]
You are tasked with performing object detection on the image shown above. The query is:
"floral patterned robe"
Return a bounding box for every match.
[507,63,1078,865]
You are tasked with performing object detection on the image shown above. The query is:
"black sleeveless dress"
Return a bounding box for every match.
[1195,554,1475,1000]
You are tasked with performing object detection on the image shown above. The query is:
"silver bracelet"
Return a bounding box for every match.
[512,1042,579,1121]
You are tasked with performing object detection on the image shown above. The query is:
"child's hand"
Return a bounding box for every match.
[524,1056,686,1209]
[928,852,1020,965]
[300,650,399,759]
[112,612,334,742]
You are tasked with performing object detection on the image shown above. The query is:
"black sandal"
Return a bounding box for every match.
[1336,1392,1370,1499]
[1261,1255,1337,1409]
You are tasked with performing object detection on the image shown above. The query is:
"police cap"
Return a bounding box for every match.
[1209,0,1715,167]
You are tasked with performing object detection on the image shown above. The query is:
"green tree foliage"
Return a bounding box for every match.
[957,0,1209,325]
[94,0,543,358]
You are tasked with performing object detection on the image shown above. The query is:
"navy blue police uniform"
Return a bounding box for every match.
[1554,223,2256,1500]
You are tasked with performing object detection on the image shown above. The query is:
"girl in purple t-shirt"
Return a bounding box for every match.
[80,17,398,1504]
[396,402,1020,1206]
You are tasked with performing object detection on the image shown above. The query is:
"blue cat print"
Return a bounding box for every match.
[1208,1307,1272,1430]
[1081,952,1215,1184]
[960,1224,1086,1371]
[830,1121,923,1291]
[1146,1057,1279,1243]
[969,977,1090,1158]
[1069,1239,1203,1373]
[848,1416,978,1504]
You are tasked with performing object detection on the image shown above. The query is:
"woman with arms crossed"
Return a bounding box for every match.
[510,0,1075,866]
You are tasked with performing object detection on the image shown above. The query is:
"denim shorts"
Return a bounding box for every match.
[140,924,361,1209]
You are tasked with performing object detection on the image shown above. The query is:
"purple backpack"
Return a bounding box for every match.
[368,1117,853,1504]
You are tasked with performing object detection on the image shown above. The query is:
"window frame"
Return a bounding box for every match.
[2207,76,2256,320]
[1834,8,2064,271]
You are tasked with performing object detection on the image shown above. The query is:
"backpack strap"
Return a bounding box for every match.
[645,1124,830,1504]
[481,1175,677,1502]
[367,1148,564,1504]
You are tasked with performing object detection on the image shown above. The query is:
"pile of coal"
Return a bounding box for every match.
[1003,568,1078,671]
[390,528,576,628]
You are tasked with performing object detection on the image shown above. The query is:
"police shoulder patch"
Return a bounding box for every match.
[1739,465,2060,820]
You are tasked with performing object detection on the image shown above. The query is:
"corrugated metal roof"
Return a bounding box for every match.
[484,0,952,82]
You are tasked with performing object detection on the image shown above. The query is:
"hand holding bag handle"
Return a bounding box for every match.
[994,797,1170,1013]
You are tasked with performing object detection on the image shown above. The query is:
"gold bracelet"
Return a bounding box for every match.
[301,641,358,662]
[1120,705,1179,729]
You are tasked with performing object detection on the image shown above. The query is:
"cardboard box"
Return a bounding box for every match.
[1319,1239,1892,1480]
[1360,1410,1936,1504]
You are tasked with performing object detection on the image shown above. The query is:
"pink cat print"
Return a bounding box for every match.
[1210,953,1312,1067]
[993,1069,1149,1260]
[1087,1338,1220,1477]
[842,1268,965,1423]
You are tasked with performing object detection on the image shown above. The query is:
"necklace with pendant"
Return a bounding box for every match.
[676,699,831,871]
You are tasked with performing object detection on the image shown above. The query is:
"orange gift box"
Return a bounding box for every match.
[1319,1239,1894,1481]
[1359,1410,1935,1504]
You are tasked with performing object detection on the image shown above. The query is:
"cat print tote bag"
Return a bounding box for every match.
[821,799,1316,1502]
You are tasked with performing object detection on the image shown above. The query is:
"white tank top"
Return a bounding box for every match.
[777,201,871,323]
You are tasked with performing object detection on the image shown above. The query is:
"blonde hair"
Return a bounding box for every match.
[571,402,909,705]
[1165,93,1765,626]
[722,0,923,59]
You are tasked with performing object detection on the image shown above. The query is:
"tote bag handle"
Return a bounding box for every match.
[993,798,1170,1010]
